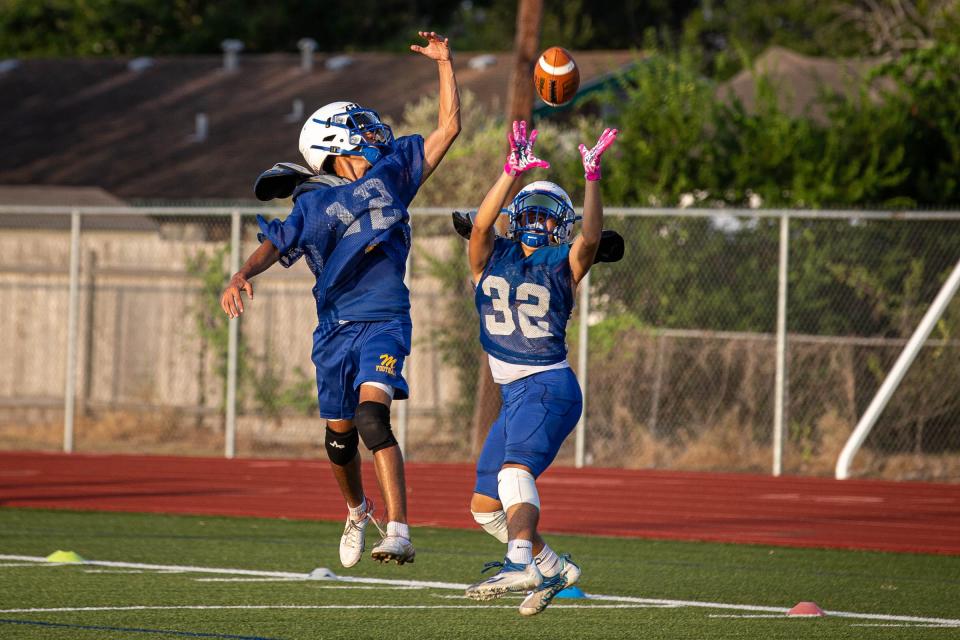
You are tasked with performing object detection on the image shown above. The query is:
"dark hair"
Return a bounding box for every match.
[322,155,336,175]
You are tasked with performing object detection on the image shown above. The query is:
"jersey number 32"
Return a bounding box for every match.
[482,275,552,339]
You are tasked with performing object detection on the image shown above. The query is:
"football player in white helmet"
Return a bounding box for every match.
[220,31,460,568]
[464,121,618,614]
[299,101,397,175]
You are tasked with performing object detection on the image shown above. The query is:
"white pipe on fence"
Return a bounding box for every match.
[574,270,590,468]
[836,256,960,479]
[225,211,241,459]
[62,210,81,453]
[772,214,789,476]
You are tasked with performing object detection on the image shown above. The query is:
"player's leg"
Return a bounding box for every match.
[511,368,583,615]
[356,383,414,564]
[326,418,363,507]
[470,409,509,543]
[357,384,406,524]
[464,375,580,612]
[326,416,380,568]
[354,320,414,564]
[466,381,544,600]
[314,323,377,568]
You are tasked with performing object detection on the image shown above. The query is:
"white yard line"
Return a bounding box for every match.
[710,614,793,619]
[2,554,958,626]
[83,570,147,574]
[194,579,421,589]
[0,604,734,613]
[852,624,960,628]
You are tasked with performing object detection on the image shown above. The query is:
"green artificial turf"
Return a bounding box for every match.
[1,508,958,639]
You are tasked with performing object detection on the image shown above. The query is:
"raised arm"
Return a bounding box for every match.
[411,31,461,185]
[220,240,281,318]
[469,121,549,282]
[569,128,618,284]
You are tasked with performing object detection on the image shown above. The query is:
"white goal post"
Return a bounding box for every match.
[836,257,960,479]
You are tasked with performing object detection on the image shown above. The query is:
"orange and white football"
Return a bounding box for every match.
[533,46,580,107]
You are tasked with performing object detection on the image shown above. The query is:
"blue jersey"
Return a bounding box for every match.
[256,135,424,323]
[475,237,575,365]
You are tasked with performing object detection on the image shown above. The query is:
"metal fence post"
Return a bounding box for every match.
[574,270,591,468]
[397,250,411,457]
[63,210,81,453]
[772,213,790,476]
[225,210,241,459]
[648,332,666,438]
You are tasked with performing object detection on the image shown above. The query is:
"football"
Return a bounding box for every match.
[533,46,580,107]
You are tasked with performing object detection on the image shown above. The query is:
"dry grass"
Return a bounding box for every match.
[671,413,771,473]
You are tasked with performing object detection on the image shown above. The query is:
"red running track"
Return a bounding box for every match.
[2,451,959,555]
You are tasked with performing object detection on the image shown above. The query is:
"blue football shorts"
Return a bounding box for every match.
[474,367,583,500]
[311,318,411,420]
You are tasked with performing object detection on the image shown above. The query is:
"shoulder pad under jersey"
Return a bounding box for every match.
[253,162,350,201]
[291,174,350,201]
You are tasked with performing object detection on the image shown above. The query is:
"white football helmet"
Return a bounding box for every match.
[299,101,394,174]
[507,181,578,247]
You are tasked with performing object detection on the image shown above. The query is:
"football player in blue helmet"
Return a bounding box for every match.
[220,31,461,568]
[464,120,618,614]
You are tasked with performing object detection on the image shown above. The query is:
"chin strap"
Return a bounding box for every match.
[519,231,549,248]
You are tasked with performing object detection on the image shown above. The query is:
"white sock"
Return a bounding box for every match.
[506,539,533,565]
[535,545,562,577]
[387,521,410,541]
[348,497,367,521]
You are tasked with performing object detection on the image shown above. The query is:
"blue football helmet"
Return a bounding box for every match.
[507,181,578,247]
[299,101,394,173]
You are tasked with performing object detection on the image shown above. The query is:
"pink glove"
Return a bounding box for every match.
[579,127,618,181]
[504,120,550,176]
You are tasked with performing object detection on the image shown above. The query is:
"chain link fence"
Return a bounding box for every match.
[1,206,958,481]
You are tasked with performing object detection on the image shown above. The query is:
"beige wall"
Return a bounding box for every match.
[0,226,468,452]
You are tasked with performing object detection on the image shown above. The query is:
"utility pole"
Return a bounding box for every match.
[470,0,544,455]
[505,0,544,129]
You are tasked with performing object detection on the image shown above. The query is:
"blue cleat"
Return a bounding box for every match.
[519,554,581,616]
[465,558,542,601]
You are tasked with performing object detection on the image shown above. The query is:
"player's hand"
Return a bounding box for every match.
[220,273,253,319]
[579,128,618,181]
[505,120,550,176]
[410,31,451,62]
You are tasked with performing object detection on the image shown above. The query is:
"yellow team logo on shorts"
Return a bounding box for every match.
[376,354,397,376]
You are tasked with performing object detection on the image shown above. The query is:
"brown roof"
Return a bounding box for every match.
[0,185,160,231]
[0,185,126,206]
[0,51,635,199]
[719,46,887,121]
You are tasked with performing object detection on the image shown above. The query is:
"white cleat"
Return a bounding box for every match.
[370,535,416,565]
[465,559,542,601]
[519,554,581,616]
[339,499,377,568]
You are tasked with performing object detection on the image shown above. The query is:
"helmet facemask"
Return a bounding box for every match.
[338,108,394,163]
[508,185,578,248]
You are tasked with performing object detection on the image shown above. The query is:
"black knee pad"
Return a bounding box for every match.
[354,401,398,453]
[325,426,359,466]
